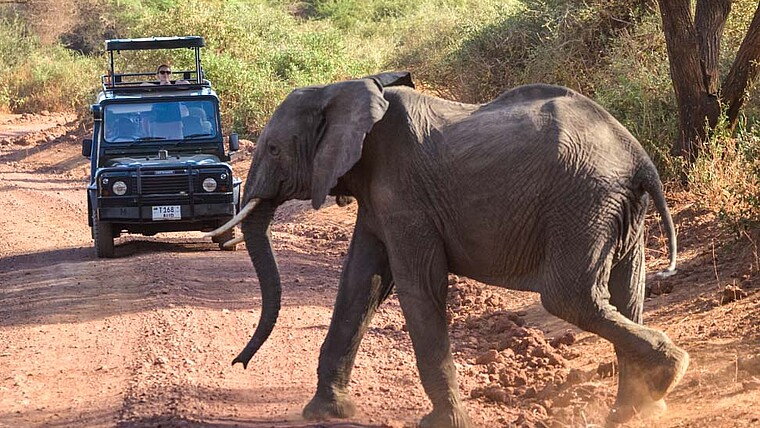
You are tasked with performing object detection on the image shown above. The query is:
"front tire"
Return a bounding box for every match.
[93,212,115,258]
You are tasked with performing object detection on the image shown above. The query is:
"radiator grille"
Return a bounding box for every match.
[135,173,191,195]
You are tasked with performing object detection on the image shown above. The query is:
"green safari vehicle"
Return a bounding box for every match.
[82,36,241,258]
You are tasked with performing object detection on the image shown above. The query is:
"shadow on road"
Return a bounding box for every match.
[0,237,340,328]
[0,407,117,428]
[0,409,386,428]
[0,120,85,168]
[117,418,388,428]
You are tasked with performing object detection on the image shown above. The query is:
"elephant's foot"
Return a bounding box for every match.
[302,390,356,420]
[607,340,687,425]
[606,399,666,426]
[419,406,472,428]
[641,341,689,401]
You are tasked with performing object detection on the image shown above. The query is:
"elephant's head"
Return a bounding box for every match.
[212,72,414,368]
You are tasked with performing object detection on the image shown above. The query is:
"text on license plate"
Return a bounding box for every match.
[152,205,181,220]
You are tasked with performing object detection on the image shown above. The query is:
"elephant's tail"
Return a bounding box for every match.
[638,166,677,278]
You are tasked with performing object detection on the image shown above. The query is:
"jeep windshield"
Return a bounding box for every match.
[103,100,219,143]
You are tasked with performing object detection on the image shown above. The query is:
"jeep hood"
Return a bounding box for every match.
[106,153,222,168]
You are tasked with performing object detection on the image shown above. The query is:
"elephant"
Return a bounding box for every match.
[209,72,688,427]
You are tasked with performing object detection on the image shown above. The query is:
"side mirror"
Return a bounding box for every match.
[229,133,239,152]
[82,138,93,158]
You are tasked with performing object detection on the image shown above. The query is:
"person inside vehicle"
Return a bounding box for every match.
[111,117,138,141]
[182,106,212,136]
[150,103,184,139]
[155,64,190,85]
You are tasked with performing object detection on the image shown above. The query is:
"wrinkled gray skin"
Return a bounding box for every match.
[235,73,688,428]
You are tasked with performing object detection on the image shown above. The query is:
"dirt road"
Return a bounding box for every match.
[0,114,758,427]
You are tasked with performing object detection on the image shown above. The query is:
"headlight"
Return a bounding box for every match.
[112,180,128,196]
[202,177,218,192]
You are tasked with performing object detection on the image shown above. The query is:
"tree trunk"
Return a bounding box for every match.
[659,0,760,165]
[658,0,709,162]
[695,0,731,129]
[722,4,760,130]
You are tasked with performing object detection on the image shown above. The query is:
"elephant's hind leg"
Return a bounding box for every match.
[303,220,394,421]
[540,253,688,424]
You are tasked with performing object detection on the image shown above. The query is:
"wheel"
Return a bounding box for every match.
[212,227,238,251]
[93,211,115,258]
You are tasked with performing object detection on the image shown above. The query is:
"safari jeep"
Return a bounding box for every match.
[82,36,241,258]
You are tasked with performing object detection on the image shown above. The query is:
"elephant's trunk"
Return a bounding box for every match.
[232,198,281,368]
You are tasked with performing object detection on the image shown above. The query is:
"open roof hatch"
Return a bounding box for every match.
[103,36,206,90]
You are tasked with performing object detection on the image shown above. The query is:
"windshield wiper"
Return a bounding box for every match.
[183,133,213,139]
[135,136,168,141]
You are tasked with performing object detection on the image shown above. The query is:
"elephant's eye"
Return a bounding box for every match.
[267,144,280,156]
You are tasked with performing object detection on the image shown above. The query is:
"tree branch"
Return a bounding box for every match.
[722,3,760,129]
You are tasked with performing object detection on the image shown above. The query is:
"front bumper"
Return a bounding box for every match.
[98,202,235,222]
[87,163,241,232]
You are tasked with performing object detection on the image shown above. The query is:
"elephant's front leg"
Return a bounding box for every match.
[390,235,472,428]
[303,219,393,420]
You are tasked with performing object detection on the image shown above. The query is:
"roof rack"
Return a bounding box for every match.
[105,36,205,51]
[103,36,206,91]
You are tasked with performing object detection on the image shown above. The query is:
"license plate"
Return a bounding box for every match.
[152,205,181,220]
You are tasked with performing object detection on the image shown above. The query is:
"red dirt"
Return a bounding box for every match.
[0,114,758,427]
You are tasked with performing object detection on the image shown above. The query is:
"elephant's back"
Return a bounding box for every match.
[434,87,651,284]
[487,84,578,108]
[455,84,648,183]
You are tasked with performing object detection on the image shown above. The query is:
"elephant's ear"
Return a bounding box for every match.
[364,71,415,89]
[310,79,389,209]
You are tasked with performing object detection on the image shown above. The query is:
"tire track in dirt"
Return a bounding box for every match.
[0,174,88,258]
[117,308,195,426]
[0,301,143,427]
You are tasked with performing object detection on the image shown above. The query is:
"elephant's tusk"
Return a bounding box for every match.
[222,234,245,249]
[206,198,261,238]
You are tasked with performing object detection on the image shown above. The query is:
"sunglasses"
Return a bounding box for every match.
[158,70,172,75]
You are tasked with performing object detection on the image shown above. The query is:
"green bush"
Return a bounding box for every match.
[300,0,417,30]
[689,117,760,233]
[401,0,649,102]
[117,1,382,134]
[589,12,679,178]
[0,14,99,114]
